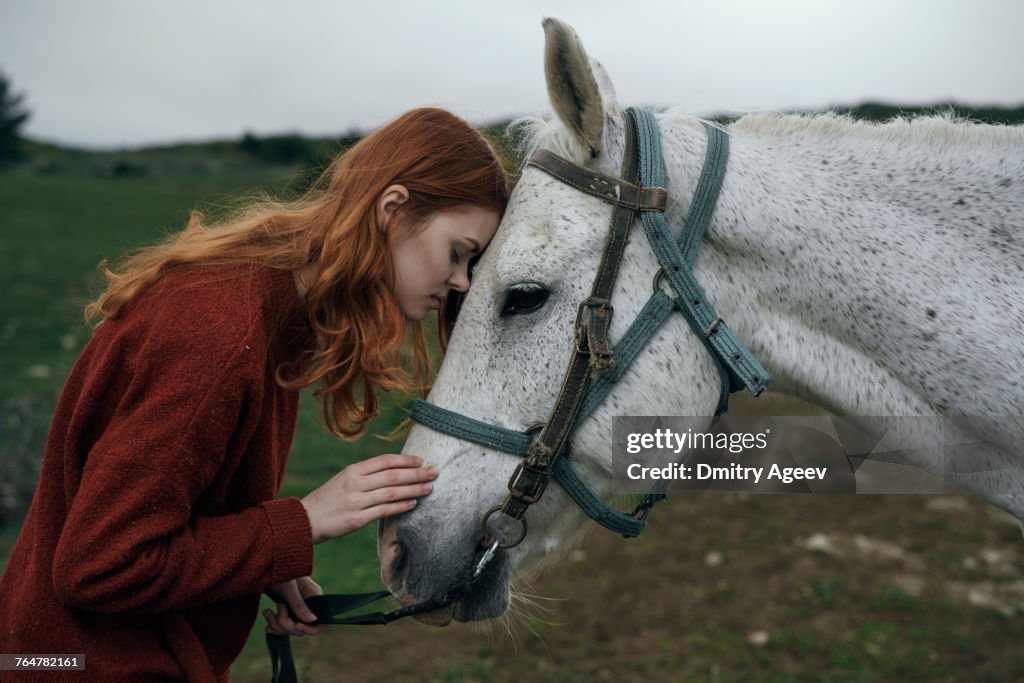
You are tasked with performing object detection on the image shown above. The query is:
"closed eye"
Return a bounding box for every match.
[500,283,550,316]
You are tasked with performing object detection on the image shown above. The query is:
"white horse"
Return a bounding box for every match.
[378,18,1024,623]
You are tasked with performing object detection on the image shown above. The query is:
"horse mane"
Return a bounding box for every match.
[717,109,1024,150]
[511,108,1024,164]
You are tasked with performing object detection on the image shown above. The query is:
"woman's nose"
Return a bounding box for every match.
[447,268,470,293]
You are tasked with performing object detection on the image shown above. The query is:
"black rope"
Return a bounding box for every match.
[267,540,494,683]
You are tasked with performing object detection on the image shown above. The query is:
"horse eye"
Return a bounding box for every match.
[501,283,550,316]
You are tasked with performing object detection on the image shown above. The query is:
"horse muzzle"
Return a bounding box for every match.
[378,515,512,624]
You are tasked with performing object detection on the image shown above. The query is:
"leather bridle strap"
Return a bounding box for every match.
[527,149,668,212]
[485,109,654,542]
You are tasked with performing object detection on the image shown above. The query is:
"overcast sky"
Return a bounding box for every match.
[2,0,1021,149]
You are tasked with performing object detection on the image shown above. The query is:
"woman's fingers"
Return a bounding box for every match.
[294,577,325,634]
[359,466,437,494]
[285,593,318,625]
[350,454,425,476]
[264,604,322,637]
[302,455,438,542]
[358,482,434,508]
[275,578,318,624]
[274,604,299,632]
[264,608,289,636]
[263,578,327,636]
[360,499,422,524]
[297,576,324,599]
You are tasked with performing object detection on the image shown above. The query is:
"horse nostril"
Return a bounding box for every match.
[392,539,410,582]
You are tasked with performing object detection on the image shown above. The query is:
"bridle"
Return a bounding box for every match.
[410,107,770,544]
[267,107,770,683]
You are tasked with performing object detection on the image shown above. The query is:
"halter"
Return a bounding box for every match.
[266,107,770,683]
[409,107,770,546]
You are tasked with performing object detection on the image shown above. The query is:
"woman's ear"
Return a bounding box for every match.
[378,184,410,224]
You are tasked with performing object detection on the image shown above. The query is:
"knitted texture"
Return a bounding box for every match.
[0,265,315,682]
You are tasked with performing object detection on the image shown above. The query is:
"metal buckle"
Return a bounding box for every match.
[507,461,550,504]
[652,268,665,293]
[703,317,723,338]
[632,501,654,522]
[574,297,613,352]
[575,297,613,329]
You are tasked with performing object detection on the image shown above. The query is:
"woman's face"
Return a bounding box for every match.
[390,203,500,321]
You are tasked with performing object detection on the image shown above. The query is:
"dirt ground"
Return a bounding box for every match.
[233,491,1024,683]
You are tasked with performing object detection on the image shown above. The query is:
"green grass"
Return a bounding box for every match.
[0,164,299,402]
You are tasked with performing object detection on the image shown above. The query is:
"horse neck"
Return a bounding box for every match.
[656,115,946,416]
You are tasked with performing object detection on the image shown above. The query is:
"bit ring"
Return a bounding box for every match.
[481,506,528,549]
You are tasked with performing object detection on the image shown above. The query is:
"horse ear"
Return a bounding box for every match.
[542,17,617,158]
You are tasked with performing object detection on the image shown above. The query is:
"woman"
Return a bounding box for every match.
[0,108,509,681]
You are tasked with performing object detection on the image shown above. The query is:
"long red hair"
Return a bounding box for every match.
[86,108,510,438]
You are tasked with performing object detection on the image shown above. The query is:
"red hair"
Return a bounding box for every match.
[86,107,510,438]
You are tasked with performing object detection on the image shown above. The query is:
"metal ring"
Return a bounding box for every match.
[525,423,544,436]
[652,268,665,293]
[481,506,528,549]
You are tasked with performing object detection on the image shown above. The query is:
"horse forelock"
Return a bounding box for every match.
[509,115,590,167]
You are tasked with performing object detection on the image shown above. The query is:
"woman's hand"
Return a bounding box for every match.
[264,576,325,636]
[300,454,437,544]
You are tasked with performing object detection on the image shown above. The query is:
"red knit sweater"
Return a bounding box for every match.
[0,265,316,681]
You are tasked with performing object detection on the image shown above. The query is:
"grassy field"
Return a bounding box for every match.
[2,120,1023,682]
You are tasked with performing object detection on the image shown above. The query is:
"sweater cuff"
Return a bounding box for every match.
[261,497,314,584]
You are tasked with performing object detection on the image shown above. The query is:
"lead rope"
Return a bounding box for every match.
[266,536,503,683]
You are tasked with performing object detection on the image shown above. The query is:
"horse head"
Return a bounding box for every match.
[376,18,730,624]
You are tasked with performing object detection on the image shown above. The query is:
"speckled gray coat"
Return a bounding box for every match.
[379,18,1024,623]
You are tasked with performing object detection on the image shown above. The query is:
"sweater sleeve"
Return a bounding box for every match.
[51,281,313,614]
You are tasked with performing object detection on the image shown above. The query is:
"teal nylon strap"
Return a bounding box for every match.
[679,120,729,267]
[552,457,646,536]
[409,290,676,453]
[631,109,770,397]
[408,107,772,537]
[410,400,529,457]
[409,401,533,455]
[407,294,678,537]
[408,400,647,537]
